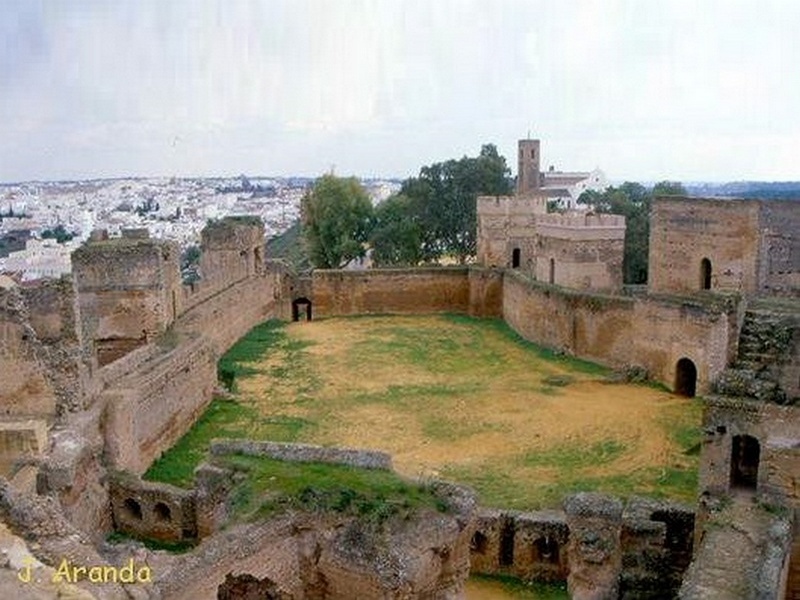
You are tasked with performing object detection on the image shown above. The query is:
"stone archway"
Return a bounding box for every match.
[700,258,712,290]
[675,358,697,397]
[292,298,312,322]
[730,434,760,490]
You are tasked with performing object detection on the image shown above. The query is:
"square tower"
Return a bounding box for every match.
[517,139,541,196]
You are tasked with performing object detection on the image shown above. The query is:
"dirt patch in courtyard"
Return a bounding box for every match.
[234,315,700,510]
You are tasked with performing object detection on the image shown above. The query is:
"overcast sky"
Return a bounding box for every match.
[2,0,798,183]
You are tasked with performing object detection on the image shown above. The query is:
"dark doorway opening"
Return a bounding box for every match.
[700,258,712,290]
[549,258,555,284]
[511,248,521,269]
[499,519,515,567]
[292,298,312,322]
[675,358,697,397]
[730,434,760,490]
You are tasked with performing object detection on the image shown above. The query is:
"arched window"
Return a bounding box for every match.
[122,498,143,521]
[511,248,521,269]
[549,258,556,284]
[153,502,172,522]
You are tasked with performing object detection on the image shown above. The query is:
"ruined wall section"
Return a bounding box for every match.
[0,278,86,421]
[698,397,799,507]
[72,234,182,367]
[758,199,800,298]
[649,197,761,295]
[534,213,625,292]
[502,271,738,394]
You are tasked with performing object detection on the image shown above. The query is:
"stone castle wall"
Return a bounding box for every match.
[102,335,217,474]
[502,270,737,394]
[312,267,472,317]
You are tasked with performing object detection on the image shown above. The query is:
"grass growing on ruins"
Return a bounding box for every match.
[215,453,448,523]
[147,314,702,510]
[466,574,569,599]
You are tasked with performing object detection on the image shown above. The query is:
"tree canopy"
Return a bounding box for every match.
[397,144,512,263]
[301,174,373,269]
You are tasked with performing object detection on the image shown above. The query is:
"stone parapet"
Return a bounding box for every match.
[210,439,393,470]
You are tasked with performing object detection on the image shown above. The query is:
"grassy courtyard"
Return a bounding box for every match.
[146,314,701,511]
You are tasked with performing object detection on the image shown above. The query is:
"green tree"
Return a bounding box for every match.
[301,174,374,269]
[369,194,423,267]
[401,144,512,263]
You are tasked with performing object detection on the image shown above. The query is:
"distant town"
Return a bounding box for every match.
[0,173,797,283]
[0,175,400,281]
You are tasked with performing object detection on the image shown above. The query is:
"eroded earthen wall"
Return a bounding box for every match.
[72,237,182,366]
[0,278,86,419]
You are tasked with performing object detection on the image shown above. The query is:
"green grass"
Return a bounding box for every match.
[469,574,569,599]
[217,319,295,390]
[215,454,448,524]
[521,439,627,469]
[144,398,313,487]
[442,314,611,376]
[106,531,195,554]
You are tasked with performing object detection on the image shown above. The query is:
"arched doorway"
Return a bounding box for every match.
[511,248,521,269]
[700,258,712,290]
[730,434,760,490]
[675,358,697,397]
[291,298,312,322]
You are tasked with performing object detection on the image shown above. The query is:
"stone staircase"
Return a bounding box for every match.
[679,496,793,599]
[714,307,797,404]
